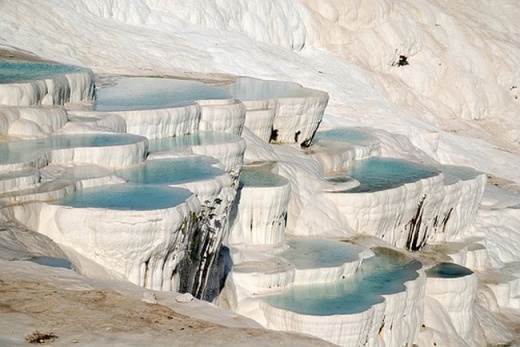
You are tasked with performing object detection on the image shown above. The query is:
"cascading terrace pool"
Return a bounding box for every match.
[0,60,87,84]
[94,77,231,111]
[261,247,421,315]
[59,183,193,211]
[344,157,441,193]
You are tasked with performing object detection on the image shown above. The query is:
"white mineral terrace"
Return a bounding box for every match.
[228,162,291,245]
[227,247,425,346]
[309,128,382,173]
[0,58,514,346]
[0,60,95,106]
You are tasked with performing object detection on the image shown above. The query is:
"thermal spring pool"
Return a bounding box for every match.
[279,239,363,270]
[0,60,86,84]
[148,131,239,152]
[0,133,146,165]
[426,262,474,278]
[94,77,231,111]
[315,128,380,146]
[345,158,441,193]
[116,156,225,185]
[262,247,421,315]
[222,77,323,101]
[239,163,288,188]
[30,256,74,270]
[58,184,193,211]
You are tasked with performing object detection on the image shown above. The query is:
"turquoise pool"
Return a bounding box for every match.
[116,157,224,185]
[426,262,473,278]
[262,248,421,315]
[59,184,192,210]
[280,239,361,270]
[344,158,440,193]
[94,77,230,111]
[0,134,145,164]
[239,164,288,187]
[0,60,86,84]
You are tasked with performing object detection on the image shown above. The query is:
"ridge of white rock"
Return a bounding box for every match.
[425,263,478,344]
[228,163,291,246]
[0,60,95,106]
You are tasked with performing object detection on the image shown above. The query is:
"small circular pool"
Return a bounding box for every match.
[426,262,473,278]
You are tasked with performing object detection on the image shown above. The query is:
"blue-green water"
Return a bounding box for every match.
[148,131,240,152]
[59,184,192,210]
[426,262,473,278]
[116,157,224,185]
[344,158,440,193]
[239,164,288,187]
[94,77,230,111]
[262,248,421,315]
[0,134,146,164]
[438,165,482,182]
[315,128,377,145]
[0,60,86,84]
[280,239,361,269]
[221,77,322,101]
[30,256,74,270]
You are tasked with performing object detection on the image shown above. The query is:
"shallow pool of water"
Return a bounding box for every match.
[148,131,240,152]
[426,262,473,278]
[116,157,224,185]
[0,134,145,164]
[59,184,192,210]
[239,164,288,187]
[221,77,322,101]
[0,60,86,84]
[438,165,482,182]
[262,248,421,315]
[30,256,74,270]
[343,158,440,193]
[315,128,378,145]
[94,77,230,111]
[280,239,362,269]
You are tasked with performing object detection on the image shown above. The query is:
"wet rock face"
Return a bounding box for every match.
[179,194,235,300]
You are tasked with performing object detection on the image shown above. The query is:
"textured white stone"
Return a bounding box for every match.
[229,181,291,246]
[0,70,95,106]
[0,168,40,193]
[198,99,246,136]
[10,193,200,291]
[307,139,380,173]
[243,108,276,142]
[73,104,201,139]
[0,106,68,138]
[425,270,478,343]
[249,266,426,347]
[325,173,446,249]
